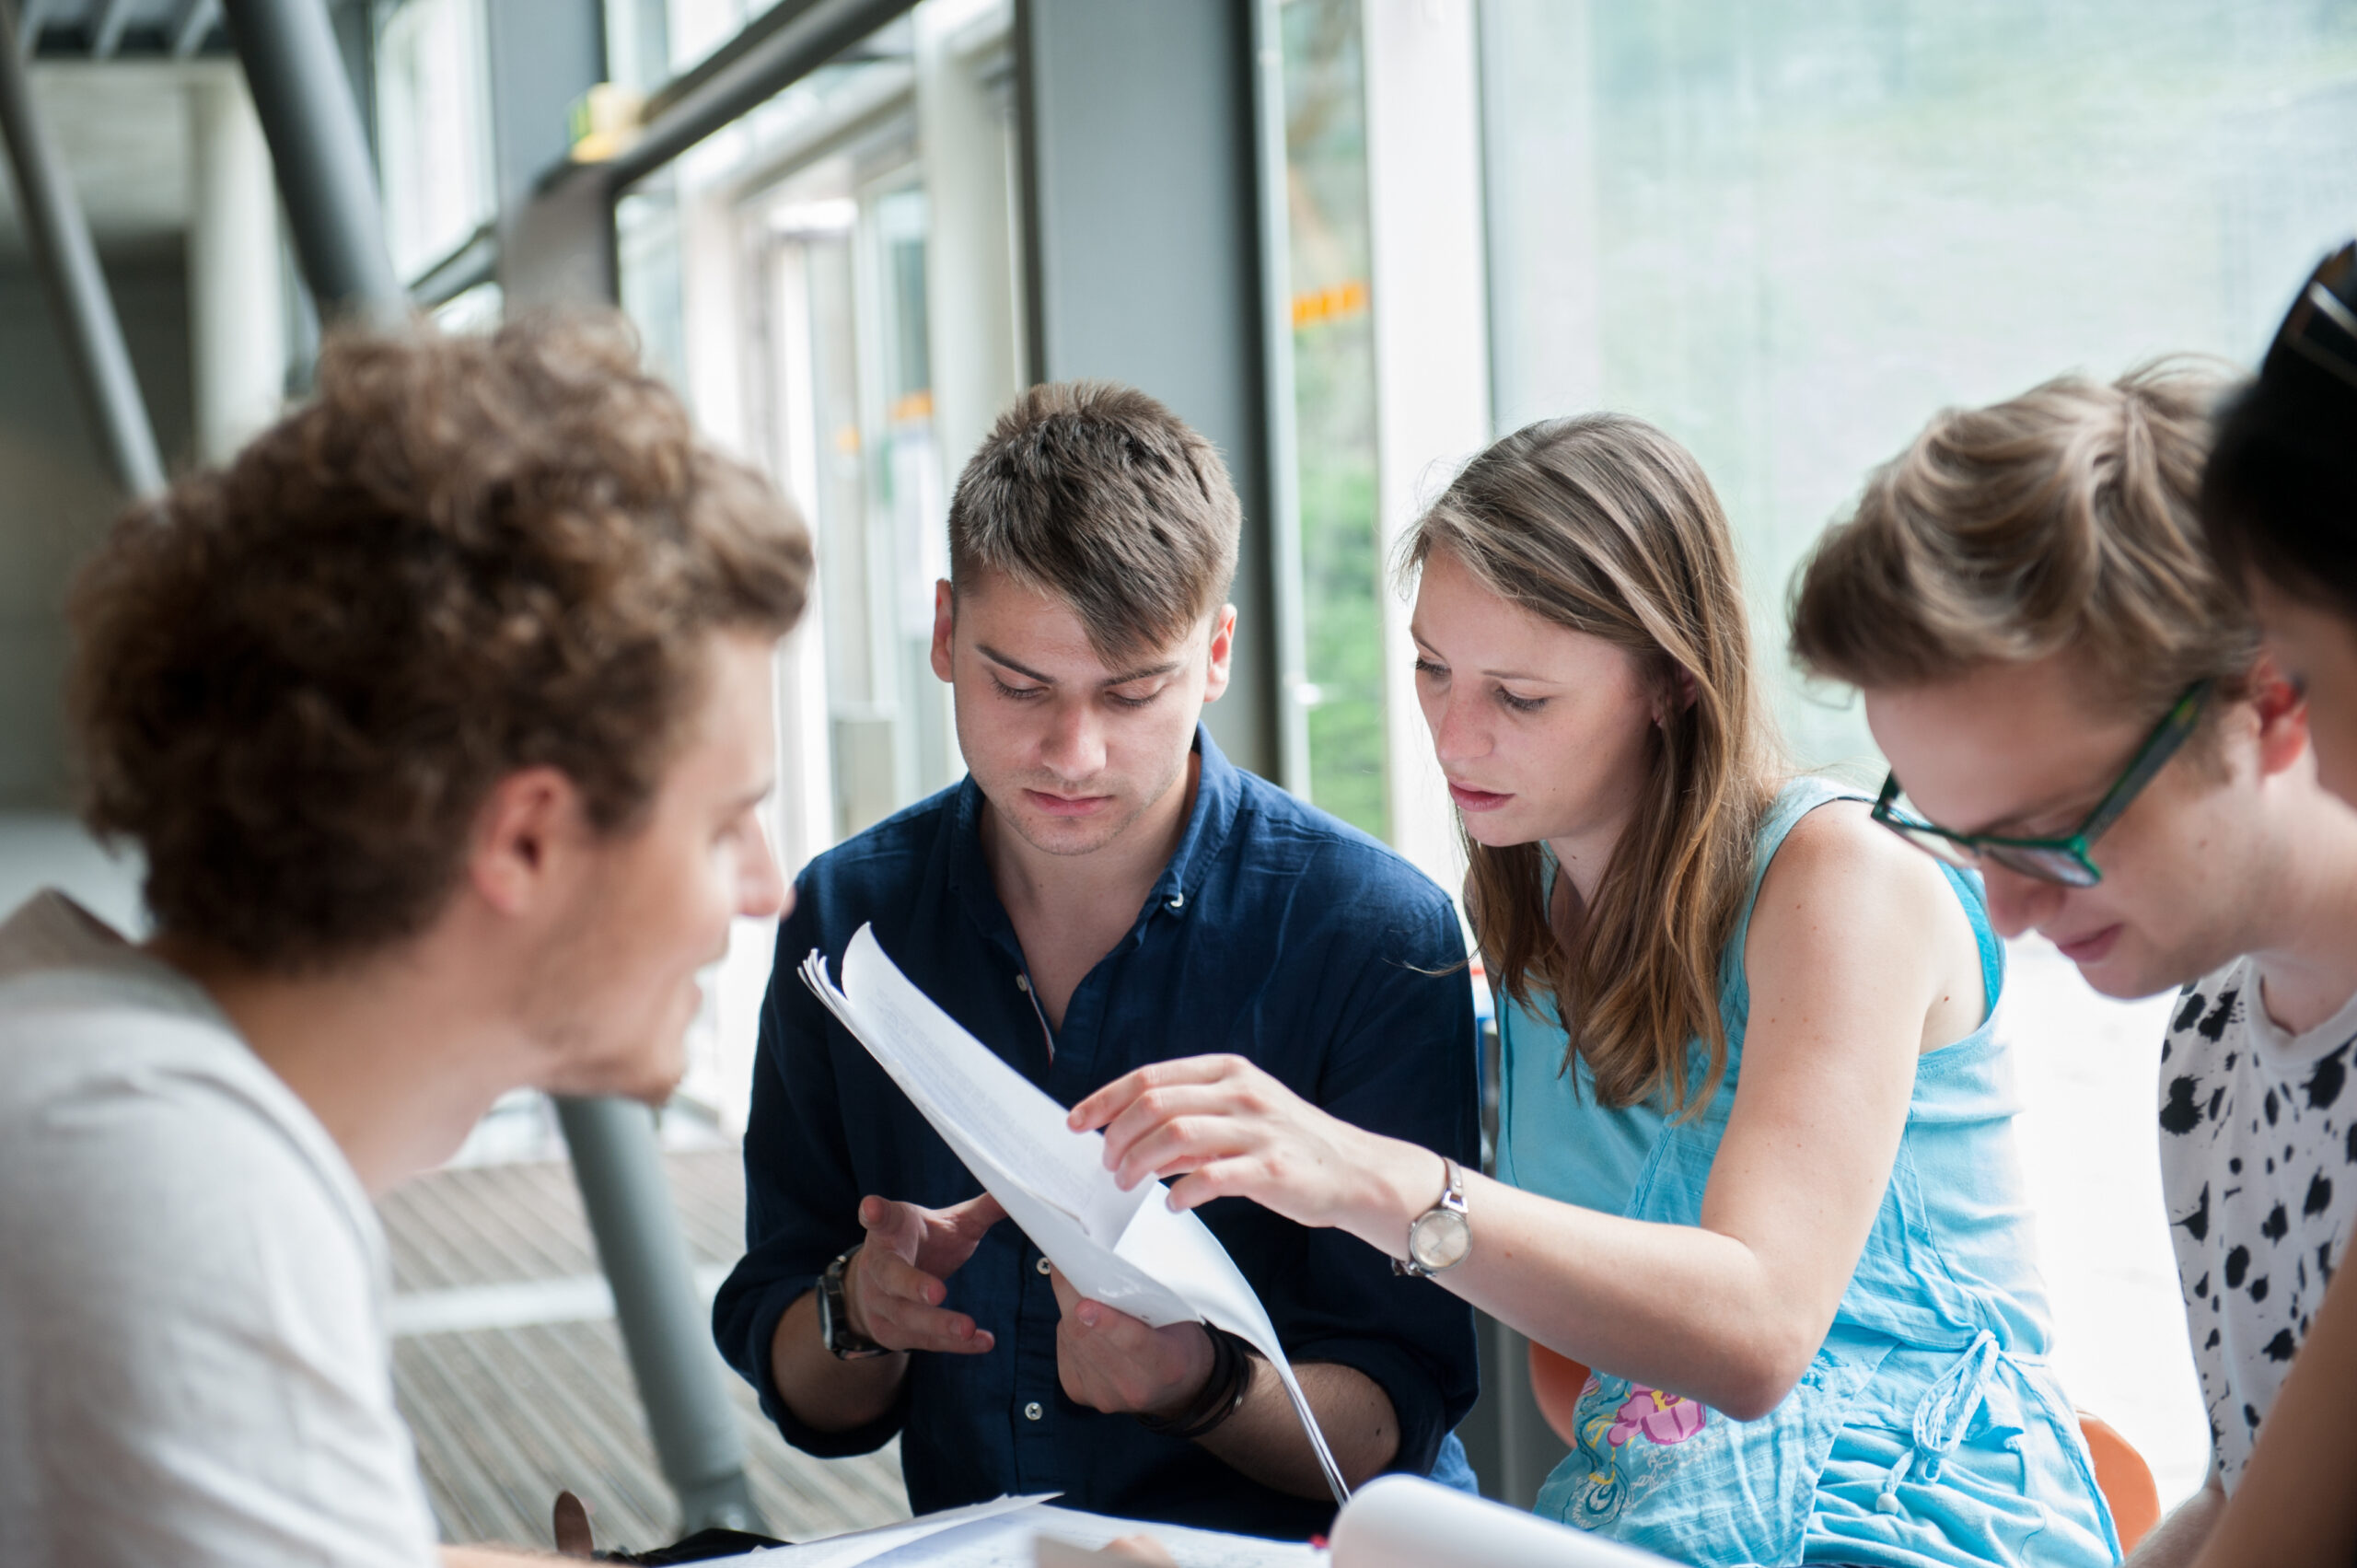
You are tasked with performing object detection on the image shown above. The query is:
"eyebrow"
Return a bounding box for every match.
[977,645,1182,688]
[1406,631,1555,686]
[1940,786,2096,839]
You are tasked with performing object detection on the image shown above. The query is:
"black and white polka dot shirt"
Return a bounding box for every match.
[2159,958,2357,1489]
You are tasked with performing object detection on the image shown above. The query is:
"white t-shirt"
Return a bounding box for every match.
[2159,954,2357,1490]
[0,891,438,1567]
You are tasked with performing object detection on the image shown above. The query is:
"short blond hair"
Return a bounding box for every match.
[1791,363,2255,718]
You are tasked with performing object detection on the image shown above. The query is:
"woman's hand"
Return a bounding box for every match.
[1066,1054,1437,1246]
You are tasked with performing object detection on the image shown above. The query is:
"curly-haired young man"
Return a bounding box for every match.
[1792,365,2357,1568]
[0,316,813,1568]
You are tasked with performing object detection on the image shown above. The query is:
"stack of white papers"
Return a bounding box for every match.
[800,925,1349,1504]
[702,1479,1676,1566]
[725,1496,1321,1567]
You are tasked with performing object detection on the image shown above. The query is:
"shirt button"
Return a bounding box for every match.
[1025,1400,1044,1422]
[1036,1255,1052,1276]
[1167,890,1186,912]
[1016,974,1031,993]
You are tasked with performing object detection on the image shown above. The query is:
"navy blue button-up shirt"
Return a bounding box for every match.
[713,727,1480,1539]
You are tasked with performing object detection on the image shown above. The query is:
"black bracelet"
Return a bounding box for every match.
[1135,1327,1255,1441]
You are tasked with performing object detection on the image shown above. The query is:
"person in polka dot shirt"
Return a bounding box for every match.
[2194,239,2357,1568]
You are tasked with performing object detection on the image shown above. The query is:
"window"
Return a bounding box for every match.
[610,0,1023,1129]
[1478,1,2357,1503]
[761,164,956,842]
[1277,0,1387,840]
[1481,0,2357,766]
[373,0,495,281]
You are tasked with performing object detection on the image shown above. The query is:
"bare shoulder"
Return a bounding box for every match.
[1747,796,1967,970]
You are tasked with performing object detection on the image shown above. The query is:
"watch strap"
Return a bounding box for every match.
[820,1243,888,1360]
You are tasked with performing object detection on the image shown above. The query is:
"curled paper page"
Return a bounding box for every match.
[1328,1476,1677,1567]
[801,925,1351,1505]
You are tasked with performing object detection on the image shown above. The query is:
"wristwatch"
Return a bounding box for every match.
[819,1244,889,1360]
[1394,1156,1472,1278]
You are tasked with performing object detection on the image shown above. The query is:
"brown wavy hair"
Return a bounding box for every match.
[1792,363,2252,724]
[947,380,1240,659]
[1405,415,1781,1112]
[68,312,813,971]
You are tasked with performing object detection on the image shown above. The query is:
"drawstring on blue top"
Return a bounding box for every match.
[1876,1330,2001,1516]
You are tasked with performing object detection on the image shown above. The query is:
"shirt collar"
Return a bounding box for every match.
[1152,723,1240,916]
[948,722,1242,945]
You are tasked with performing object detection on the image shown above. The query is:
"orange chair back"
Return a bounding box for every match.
[1527,1342,1590,1446]
[1525,1345,2163,1553]
[2077,1411,2161,1552]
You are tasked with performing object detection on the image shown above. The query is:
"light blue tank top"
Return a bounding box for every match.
[1496,778,2119,1568]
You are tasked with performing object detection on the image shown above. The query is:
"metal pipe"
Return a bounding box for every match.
[409,221,496,308]
[220,0,404,323]
[554,1096,766,1535]
[0,0,164,494]
[598,0,915,190]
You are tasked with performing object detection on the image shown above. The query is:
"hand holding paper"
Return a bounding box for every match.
[799,926,1352,1504]
[1044,1266,1214,1418]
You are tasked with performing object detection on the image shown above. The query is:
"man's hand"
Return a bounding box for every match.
[771,1191,1005,1435]
[846,1192,1007,1354]
[1047,1266,1216,1416]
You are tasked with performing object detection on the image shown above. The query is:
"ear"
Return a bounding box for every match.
[2249,651,2312,780]
[467,766,590,917]
[1201,604,1237,704]
[930,579,956,684]
[1650,664,1701,726]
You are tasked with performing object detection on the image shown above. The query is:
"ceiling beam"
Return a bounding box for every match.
[171,0,221,56]
[90,0,135,56]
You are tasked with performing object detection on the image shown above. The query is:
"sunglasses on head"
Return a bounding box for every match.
[2265,240,2357,396]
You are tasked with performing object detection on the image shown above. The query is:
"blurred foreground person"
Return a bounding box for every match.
[0,317,812,1567]
[1792,359,2357,1568]
[1072,413,2116,1567]
[2190,241,2357,1568]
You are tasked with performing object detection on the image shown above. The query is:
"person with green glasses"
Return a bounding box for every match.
[1793,361,2357,1568]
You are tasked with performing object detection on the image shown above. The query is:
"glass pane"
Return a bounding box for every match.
[373,0,495,280]
[1281,0,1387,840]
[1481,1,2357,768]
[616,185,686,392]
[869,185,955,809]
[600,0,1016,1132]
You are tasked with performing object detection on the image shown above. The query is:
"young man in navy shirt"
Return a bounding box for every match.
[713,382,1480,1538]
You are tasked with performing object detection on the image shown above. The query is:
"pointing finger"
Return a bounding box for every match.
[1069,1056,1246,1132]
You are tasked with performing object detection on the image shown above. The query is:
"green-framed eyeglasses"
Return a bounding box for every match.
[1872,679,2214,889]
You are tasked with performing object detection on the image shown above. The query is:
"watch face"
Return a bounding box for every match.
[1410,1208,1472,1272]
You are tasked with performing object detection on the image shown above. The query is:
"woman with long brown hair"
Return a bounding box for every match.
[1069,414,2116,1566]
